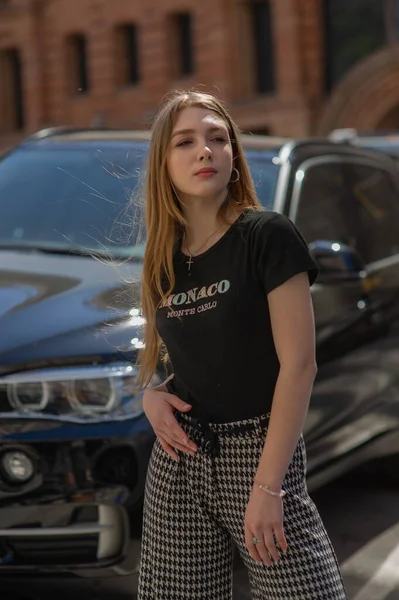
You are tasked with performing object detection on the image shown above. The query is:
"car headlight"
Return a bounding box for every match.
[9,381,50,412]
[0,363,161,420]
[68,378,117,413]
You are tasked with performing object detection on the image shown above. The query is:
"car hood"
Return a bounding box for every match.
[0,250,143,375]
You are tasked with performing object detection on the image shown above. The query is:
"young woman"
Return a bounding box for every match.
[137,90,347,600]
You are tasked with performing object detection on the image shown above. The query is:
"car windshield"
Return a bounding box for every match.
[0,141,279,259]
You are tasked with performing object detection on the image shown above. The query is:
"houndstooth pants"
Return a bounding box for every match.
[138,412,348,600]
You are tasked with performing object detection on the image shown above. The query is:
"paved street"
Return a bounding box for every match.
[315,470,399,600]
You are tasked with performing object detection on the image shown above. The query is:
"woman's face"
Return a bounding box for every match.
[166,107,234,206]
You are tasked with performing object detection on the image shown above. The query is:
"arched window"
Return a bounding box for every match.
[324,0,389,90]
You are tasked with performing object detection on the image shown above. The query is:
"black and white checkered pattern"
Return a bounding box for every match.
[138,413,348,599]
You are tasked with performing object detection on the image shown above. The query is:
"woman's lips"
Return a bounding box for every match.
[195,169,217,177]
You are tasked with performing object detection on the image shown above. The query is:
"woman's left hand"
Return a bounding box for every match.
[244,485,288,567]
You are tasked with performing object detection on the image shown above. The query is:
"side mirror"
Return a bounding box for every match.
[309,240,366,283]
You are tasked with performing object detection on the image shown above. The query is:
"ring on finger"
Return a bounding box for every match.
[252,537,263,545]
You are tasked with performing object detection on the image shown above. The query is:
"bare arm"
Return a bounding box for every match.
[254,272,317,490]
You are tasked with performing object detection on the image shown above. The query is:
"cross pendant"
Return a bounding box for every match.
[187,255,193,271]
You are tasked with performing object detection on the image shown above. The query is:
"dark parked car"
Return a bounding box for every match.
[1,128,399,598]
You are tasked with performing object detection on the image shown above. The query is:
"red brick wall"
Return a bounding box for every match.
[296,0,325,127]
[0,0,323,152]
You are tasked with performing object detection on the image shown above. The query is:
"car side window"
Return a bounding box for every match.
[344,163,399,263]
[293,161,358,248]
[246,151,279,209]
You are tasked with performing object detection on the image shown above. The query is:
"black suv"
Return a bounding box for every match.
[1,129,399,598]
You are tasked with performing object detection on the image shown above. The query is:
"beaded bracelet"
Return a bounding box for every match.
[258,483,287,498]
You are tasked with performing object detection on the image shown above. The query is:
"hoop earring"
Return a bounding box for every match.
[230,168,240,183]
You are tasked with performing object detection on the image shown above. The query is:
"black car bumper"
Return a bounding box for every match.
[0,414,154,576]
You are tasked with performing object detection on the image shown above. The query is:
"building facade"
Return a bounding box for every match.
[1,0,399,152]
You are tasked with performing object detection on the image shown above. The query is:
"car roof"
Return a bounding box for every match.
[13,127,398,167]
[20,127,290,153]
[329,128,399,157]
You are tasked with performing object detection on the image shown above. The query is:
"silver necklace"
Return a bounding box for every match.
[183,226,225,271]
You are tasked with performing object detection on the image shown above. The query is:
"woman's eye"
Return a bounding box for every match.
[175,136,227,147]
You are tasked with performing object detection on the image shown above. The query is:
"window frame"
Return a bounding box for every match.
[289,155,399,267]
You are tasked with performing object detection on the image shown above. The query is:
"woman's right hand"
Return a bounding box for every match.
[143,388,198,461]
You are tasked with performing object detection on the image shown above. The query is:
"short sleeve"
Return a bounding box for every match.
[251,212,319,295]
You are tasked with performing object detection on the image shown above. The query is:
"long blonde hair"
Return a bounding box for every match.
[137,90,262,388]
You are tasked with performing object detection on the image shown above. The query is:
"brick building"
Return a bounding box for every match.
[1,0,399,152]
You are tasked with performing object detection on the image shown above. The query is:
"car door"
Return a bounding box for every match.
[286,154,398,487]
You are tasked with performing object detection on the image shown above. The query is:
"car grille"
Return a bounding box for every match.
[9,533,99,565]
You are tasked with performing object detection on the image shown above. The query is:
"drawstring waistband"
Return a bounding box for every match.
[176,412,271,458]
[189,419,221,458]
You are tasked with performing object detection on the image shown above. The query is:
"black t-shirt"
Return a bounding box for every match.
[155,208,318,423]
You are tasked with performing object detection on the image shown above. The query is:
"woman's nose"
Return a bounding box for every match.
[199,144,212,160]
